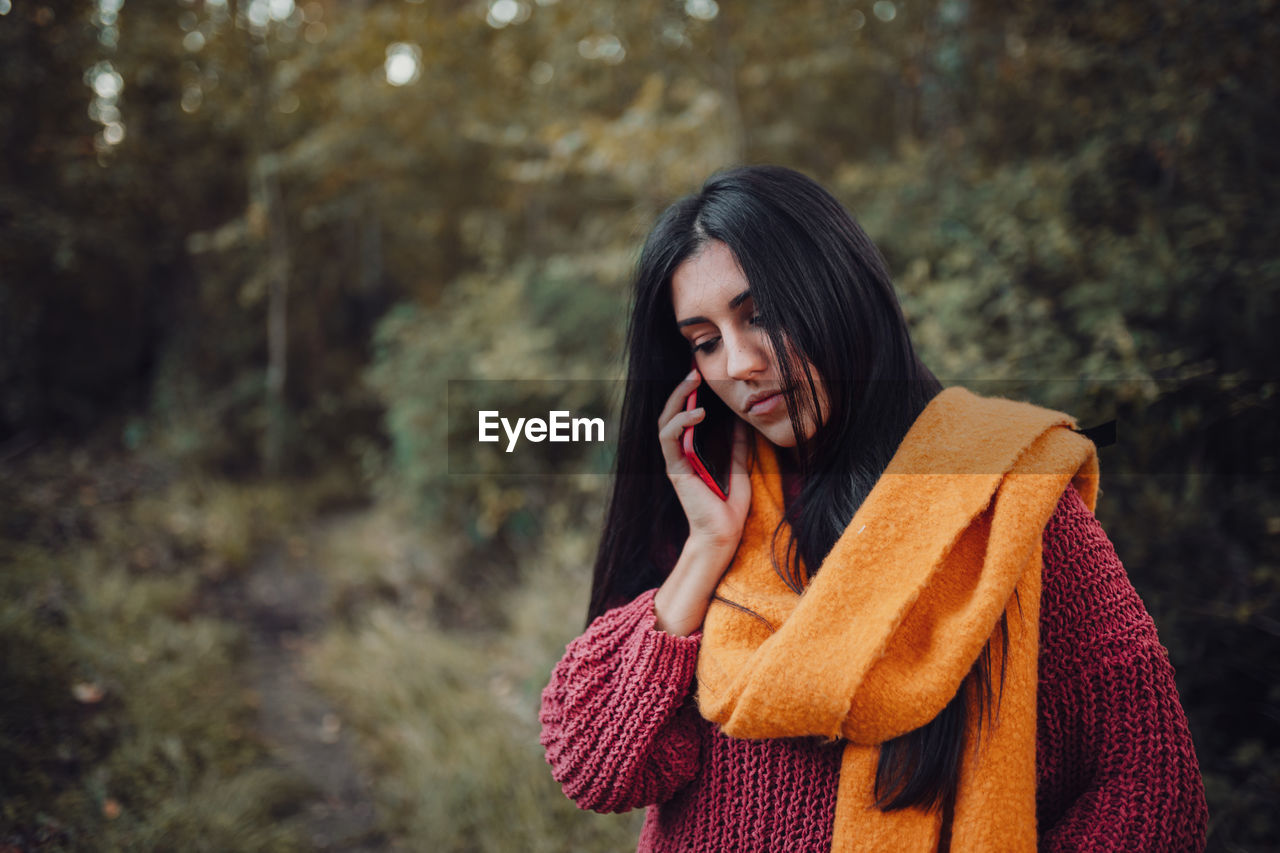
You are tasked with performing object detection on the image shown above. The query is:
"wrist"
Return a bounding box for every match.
[652,587,703,637]
[653,537,735,636]
[684,532,740,562]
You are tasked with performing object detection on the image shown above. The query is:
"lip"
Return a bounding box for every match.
[743,390,786,415]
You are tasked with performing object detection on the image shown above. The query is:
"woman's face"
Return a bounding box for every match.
[670,240,828,449]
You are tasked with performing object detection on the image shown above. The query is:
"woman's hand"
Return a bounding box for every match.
[652,369,753,636]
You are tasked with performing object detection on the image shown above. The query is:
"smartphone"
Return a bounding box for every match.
[682,376,735,500]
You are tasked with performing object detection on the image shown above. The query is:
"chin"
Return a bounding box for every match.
[756,423,799,449]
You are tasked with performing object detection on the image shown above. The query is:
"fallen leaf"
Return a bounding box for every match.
[72,682,105,704]
[102,798,121,820]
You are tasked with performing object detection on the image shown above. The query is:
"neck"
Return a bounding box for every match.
[774,442,805,500]
[775,443,799,472]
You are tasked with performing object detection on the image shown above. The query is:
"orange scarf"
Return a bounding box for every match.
[696,387,1099,851]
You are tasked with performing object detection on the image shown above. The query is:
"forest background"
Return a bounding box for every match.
[2,0,1278,850]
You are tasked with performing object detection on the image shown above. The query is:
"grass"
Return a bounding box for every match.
[304,509,645,852]
[2,443,646,851]
[2,439,654,851]
[0,450,314,852]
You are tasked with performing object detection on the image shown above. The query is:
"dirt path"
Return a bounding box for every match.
[232,525,386,852]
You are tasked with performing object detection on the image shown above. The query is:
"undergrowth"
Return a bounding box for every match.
[305,509,644,852]
[0,448,314,852]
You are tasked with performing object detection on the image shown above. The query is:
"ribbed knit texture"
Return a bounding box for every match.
[540,487,1208,851]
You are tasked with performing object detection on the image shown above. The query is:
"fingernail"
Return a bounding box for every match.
[686,369,698,380]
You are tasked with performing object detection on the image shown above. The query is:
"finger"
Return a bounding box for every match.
[657,368,700,429]
[658,407,705,471]
[658,369,701,430]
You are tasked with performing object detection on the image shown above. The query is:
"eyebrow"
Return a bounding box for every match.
[676,289,753,328]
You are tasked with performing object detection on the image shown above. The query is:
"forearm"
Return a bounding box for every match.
[653,537,737,636]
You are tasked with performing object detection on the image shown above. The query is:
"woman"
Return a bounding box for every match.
[539,165,1207,851]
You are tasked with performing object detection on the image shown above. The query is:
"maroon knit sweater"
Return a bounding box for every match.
[540,488,1208,851]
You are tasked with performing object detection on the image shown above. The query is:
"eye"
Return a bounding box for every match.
[692,337,721,354]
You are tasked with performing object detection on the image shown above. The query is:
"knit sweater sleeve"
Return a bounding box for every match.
[1037,487,1208,852]
[539,587,703,813]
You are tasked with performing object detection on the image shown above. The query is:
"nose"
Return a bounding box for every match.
[724,330,769,380]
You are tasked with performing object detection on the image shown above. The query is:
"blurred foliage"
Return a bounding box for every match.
[2,0,1278,849]
[0,449,314,850]
[364,256,623,565]
[305,510,642,851]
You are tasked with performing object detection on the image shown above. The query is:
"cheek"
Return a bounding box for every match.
[694,351,729,384]
[701,380,736,415]
[708,383,735,411]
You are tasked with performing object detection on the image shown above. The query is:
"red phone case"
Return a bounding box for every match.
[682,385,730,501]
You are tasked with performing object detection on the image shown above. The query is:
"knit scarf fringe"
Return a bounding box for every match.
[696,387,1099,852]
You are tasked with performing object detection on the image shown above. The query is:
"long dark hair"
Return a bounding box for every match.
[587,164,994,814]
